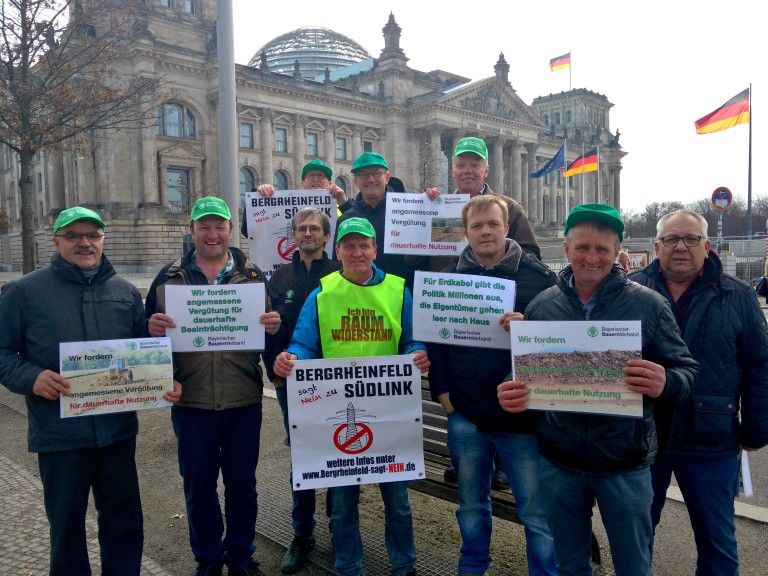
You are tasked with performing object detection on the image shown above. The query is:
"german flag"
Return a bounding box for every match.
[549,52,571,72]
[563,149,598,178]
[695,89,750,135]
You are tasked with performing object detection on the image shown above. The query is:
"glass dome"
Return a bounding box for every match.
[248,27,371,80]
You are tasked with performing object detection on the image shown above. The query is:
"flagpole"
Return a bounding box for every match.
[564,138,569,224]
[580,143,585,204]
[747,83,753,237]
[569,48,572,91]
[596,145,601,204]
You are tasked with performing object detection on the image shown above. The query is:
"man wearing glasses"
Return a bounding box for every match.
[334,152,416,287]
[262,207,341,573]
[0,206,180,576]
[630,209,768,574]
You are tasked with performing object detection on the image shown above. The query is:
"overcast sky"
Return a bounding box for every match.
[231,0,763,217]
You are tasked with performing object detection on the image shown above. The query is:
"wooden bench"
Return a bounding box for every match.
[410,377,602,566]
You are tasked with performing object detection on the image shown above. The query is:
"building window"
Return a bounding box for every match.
[363,140,373,153]
[273,171,288,190]
[167,168,192,213]
[160,0,171,6]
[306,133,318,156]
[336,137,347,161]
[543,114,549,126]
[566,110,572,123]
[275,128,287,153]
[184,0,195,14]
[37,172,42,192]
[240,168,256,208]
[240,123,254,149]
[335,177,347,193]
[156,102,196,139]
[555,112,561,125]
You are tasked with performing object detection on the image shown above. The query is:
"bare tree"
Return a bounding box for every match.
[0,0,162,273]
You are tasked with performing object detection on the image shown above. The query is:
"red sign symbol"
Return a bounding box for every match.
[333,423,374,454]
[277,236,297,261]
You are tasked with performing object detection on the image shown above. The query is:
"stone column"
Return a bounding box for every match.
[549,177,558,224]
[141,123,160,205]
[524,144,537,221]
[324,120,337,178]
[158,162,168,207]
[259,108,274,186]
[429,128,442,189]
[352,124,363,161]
[509,142,522,203]
[613,166,621,208]
[294,115,307,178]
[491,138,504,195]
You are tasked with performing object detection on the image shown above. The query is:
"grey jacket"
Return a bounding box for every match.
[0,254,145,452]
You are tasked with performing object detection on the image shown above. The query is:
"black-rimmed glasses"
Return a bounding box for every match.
[659,235,702,248]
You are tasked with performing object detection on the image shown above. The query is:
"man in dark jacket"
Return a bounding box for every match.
[146,197,281,576]
[630,209,768,575]
[0,206,179,576]
[263,206,340,573]
[428,195,557,576]
[498,204,698,576]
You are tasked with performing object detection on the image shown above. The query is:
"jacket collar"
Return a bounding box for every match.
[456,238,522,275]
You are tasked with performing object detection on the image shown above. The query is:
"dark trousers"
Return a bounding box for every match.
[171,403,262,571]
[37,437,143,576]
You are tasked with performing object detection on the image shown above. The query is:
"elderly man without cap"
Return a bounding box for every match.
[145,197,282,576]
[0,207,180,576]
[630,209,768,575]
[274,217,429,576]
[498,204,699,576]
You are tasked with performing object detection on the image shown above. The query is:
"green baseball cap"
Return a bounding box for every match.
[190,196,231,221]
[454,137,488,160]
[352,152,389,174]
[564,203,624,243]
[53,206,105,234]
[336,217,376,242]
[301,159,332,181]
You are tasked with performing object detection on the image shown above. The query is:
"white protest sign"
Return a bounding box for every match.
[384,193,469,256]
[245,190,337,280]
[510,320,643,417]
[287,355,425,490]
[59,338,173,418]
[164,284,265,352]
[412,271,516,349]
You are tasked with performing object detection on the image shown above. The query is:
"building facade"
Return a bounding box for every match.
[0,0,625,271]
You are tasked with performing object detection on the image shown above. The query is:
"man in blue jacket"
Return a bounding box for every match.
[0,206,179,576]
[274,217,429,576]
[630,209,768,575]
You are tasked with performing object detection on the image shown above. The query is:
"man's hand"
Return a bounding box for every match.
[163,380,183,404]
[499,311,524,332]
[148,313,175,337]
[437,392,454,414]
[624,359,666,398]
[260,311,281,335]
[425,187,441,201]
[328,184,347,206]
[497,379,529,413]
[32,370,70,400]
[256,184,275,197]
[411,349,430,373]
[274,352,297,377]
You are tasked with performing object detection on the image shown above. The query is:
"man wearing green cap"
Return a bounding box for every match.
[497,203,698,575]
[274,216,429,576]
[0,206,180,576]
[145,196,282,576]
[426,136,540,259]
[242,159,350,237]
[334,152,418,287]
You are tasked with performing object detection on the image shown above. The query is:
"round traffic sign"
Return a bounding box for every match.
[711,187,732,211]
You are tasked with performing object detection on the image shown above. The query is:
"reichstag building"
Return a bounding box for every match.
[0,0,625,270]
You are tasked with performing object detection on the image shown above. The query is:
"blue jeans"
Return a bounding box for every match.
[329,481,416,576]
[540,457,653,576]
[38,437,143,576]
[650,452,740,576]
[172,403,262,571]
[276,384,317,539]
[447,411,556,576]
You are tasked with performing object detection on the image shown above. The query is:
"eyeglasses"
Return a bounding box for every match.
[659,235,703,248]
[304,173,329,180]
[355,170,386,180]
[55,231,105,242]
[295,225,323,234]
